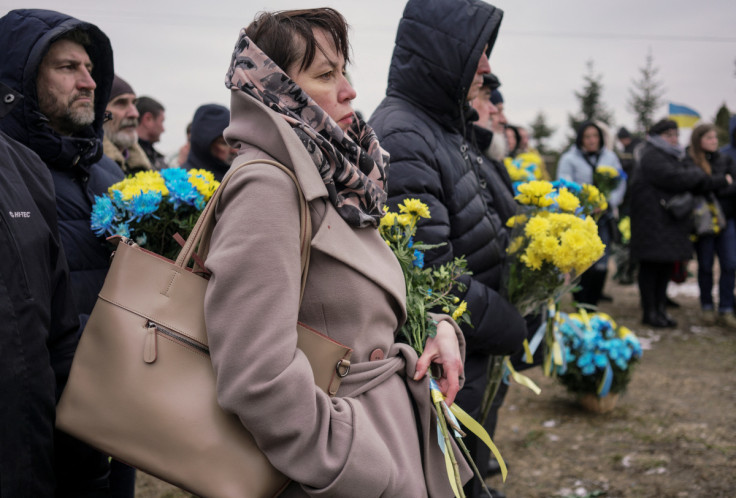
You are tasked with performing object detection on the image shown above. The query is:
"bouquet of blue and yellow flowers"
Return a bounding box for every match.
[555,310,643,403]
[90,168,219,260]
[504,180,606,318]
[379,199,507,496]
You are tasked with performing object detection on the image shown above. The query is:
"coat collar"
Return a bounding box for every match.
[225,90,406,317]
[310,202,406,321]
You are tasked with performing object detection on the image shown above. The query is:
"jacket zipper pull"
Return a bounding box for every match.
[144,321,158,364]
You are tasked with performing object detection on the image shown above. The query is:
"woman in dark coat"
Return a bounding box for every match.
[629,119,731,328]
[685,123,736,327]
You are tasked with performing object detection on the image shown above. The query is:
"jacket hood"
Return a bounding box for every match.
[729,115,736,148]
[186,103,230,176]
[0,9,114,171]
[385,0,503,129]
[574,120,604,152]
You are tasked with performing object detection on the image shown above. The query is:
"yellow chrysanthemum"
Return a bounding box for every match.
[555,188,580,213]
[595,165,619,178]
[109,171,168,200]
[515,180,554,207]
[397,213,413,228]
[524,215,551,238]
[380,210,400,228]
[452,301,468,321]
[581,184,608,211]
[399,198,431,219]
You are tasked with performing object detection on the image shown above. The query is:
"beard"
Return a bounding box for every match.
[38,89,95,135]
[104,118,138,149]
[486,130,508,162]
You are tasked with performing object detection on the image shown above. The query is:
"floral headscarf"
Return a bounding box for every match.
[225,30,389,228]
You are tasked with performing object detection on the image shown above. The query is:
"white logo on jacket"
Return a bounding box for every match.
[8,211,31,218]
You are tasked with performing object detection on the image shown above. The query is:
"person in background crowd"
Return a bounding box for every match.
[370,1,527,496]
[517,125,550,180]
[181,104,235,180]
[135,95,168,170]
[720,114,736,164]
[685,123,736,327]
[487,77,508,161]
[470,74,498,132]
[0,80,82,498]
[103,75,151,174]
[557,121,626,306]
[504,123,521,158]
[629,119,731,328]
[0,8,126,496]
[614,126,643,285]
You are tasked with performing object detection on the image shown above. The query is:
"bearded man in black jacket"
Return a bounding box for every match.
[370,1,527,496]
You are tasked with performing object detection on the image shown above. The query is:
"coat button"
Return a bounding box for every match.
[369,349,384,361]
[3,93,15,104]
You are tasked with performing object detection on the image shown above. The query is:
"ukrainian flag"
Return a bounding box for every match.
[668,103,700,129]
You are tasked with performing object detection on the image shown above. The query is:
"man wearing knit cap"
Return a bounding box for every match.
[103,74,152,174]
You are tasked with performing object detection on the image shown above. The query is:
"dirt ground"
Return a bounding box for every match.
[134,262,736,498]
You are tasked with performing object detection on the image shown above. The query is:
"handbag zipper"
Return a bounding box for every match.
[144,320,209,363]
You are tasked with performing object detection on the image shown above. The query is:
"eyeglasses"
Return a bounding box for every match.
[663,130,679,137]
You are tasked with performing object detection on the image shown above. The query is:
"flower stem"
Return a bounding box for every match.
[455,434,493,498]
[479,355,506,425]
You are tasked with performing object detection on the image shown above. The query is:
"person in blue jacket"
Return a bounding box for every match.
[557,121,626,306]
[0,8,130,497]
[370,1,527,496]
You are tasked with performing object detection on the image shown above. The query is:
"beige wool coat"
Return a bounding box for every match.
[204,90,471,497]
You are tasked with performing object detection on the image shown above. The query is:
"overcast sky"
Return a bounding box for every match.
[2,0,735,156]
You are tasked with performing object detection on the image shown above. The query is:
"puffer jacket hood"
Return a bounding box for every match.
[0,9,113,172]
[183,103,231,180]
[386,0,502,130]
[574,120,604,152]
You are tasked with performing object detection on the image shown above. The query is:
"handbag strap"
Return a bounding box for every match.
[174,157,312,300]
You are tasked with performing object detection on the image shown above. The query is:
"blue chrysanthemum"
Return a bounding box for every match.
[110,221,131,238]
[90,195,117,236]
[166,177,202,210]
[128,191,162,222]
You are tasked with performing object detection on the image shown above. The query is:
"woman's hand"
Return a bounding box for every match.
[413,320,463,406]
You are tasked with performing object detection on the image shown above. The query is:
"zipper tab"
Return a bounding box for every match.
[144,321,158,363]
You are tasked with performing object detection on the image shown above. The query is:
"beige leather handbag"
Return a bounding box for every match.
[56,158,352,498]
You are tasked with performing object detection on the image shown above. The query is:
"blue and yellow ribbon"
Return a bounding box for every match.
[430,379,508,497]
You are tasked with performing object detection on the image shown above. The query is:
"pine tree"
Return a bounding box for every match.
[529,111,556,154]
[567,60,613,140]
[714,103,731,146]
[628,51,665,134]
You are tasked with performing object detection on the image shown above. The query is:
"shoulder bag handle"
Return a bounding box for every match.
[175,157,312,300]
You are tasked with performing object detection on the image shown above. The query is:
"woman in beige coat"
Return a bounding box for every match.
[204,8,471,497]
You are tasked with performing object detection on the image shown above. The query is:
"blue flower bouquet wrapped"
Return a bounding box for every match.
[90,168,219,260]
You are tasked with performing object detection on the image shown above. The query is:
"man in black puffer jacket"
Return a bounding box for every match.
[0,8,127,496]
[370,1,526,495]
[0,81,81,497]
